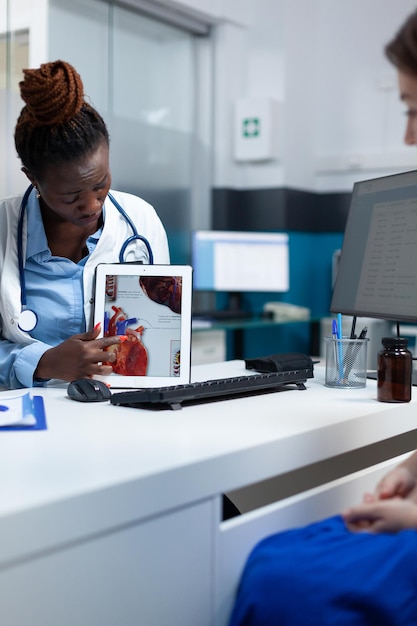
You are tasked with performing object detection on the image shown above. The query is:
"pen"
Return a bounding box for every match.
[345,317,358,377]
[332,318,339,356]
[350,316,357,340]
[358,326,368,339]
[344,327,368,381]
[336,314,344,381]
[331,319,341,378]
[337,313,342,340]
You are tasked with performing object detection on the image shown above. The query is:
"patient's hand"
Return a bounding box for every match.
[354,466,417,510]
[374,466,417,501]
[342,498,417,533]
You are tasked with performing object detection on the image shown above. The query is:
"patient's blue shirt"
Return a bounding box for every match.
[229,515,417,626]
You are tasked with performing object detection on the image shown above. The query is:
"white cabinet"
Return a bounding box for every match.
[0,501,214,626]
[191,330,226,365]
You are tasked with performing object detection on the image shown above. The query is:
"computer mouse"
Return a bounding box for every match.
[67,378,112,402]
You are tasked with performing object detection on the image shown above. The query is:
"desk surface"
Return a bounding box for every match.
[0,361,416,567]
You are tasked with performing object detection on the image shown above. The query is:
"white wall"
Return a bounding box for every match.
[169,0,417,191]
[4,0,417,196]
[312,0,417,191]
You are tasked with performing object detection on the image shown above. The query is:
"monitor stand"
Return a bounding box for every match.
[193,292,253,321]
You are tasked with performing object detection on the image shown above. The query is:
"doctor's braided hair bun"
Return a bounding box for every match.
[14,59,109,179]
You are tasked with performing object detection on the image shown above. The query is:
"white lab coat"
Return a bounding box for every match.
[0,189,170,346]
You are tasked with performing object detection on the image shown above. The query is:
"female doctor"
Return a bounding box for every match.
[0,59,169,389]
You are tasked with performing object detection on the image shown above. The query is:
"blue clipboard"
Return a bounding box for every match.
[0,395,47,431]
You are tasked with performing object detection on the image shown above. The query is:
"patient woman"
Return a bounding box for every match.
[229,10,417,626]
[343,6,417,534]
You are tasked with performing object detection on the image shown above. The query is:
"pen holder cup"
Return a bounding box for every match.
[324,337,369,389]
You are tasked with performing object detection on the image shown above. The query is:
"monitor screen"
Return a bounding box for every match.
[192,230,289,292]
[331,169,417,322]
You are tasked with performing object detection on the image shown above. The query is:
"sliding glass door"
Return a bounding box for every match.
[48,0,212,263]
[0,2,29,197]
[110,7,197,261]
[1,0,212,263]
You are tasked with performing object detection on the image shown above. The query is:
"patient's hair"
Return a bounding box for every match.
[14,59,109,179]
[385,9,417,76]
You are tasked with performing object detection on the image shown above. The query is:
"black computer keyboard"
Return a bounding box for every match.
[110,368,313,410]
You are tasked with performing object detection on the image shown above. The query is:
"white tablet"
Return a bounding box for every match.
[93,264,193,388]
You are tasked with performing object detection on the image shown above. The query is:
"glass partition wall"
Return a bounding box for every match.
[0,0,212,264]
[110,7,199,259]
[0,6,29,197]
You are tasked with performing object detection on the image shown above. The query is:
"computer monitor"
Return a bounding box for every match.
[192,230,289,312]
[331,169,417,323]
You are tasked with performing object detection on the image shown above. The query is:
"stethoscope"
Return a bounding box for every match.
[17,185,154,332]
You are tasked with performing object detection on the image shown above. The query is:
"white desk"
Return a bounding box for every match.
[1,361,417,626]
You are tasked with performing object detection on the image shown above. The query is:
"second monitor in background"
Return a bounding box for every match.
[191,230,289,319]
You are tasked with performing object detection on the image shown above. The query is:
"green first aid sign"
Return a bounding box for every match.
[234,98,277,161]
[242,117,260,138]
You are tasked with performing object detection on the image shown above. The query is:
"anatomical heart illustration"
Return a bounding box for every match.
[103,274,182,377]
[139,276,182,314]
[105,320,148,376]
